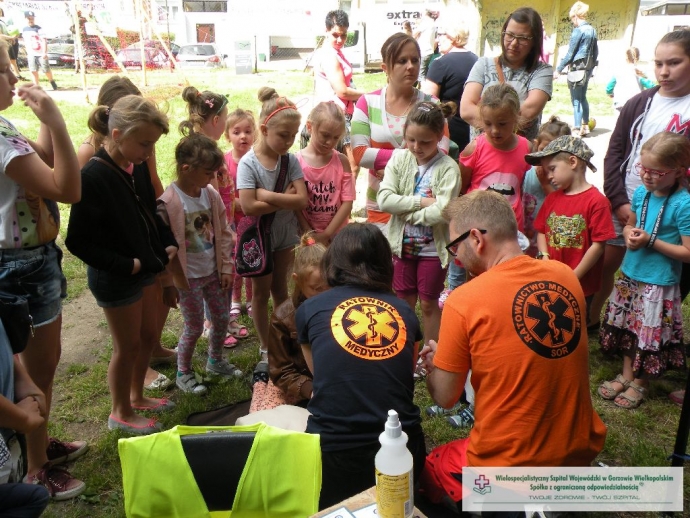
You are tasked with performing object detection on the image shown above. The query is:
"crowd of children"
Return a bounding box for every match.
[2,18,690,513]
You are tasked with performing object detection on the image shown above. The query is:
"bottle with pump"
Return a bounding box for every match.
[375,409,414,518]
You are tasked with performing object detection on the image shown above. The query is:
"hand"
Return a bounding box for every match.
[162,286,179,308]
[220,273,232,290]
[132,258,141,275]
[419,340,437,374]
[165,245,178,262]
[17,85,64,129]
[625,227,650,250]
[614,203,633,227]
[16,396,45,433]
[553,71,561,80]
[420,196,437,208]
[285,182,297,195]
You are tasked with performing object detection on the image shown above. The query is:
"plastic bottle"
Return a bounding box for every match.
[375,409,414,518]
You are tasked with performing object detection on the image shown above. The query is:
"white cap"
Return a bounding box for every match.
[384,409,402,438]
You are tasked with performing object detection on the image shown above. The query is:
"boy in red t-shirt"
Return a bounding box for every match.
[528,136,616,324]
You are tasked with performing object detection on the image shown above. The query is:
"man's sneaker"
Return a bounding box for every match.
[50,80,58,90]
[426,401,463,417]
[447,407,475,429]
[24,463,85,501]
[46,438,88,466]
[206,358,243,378]
[176,372,207,395]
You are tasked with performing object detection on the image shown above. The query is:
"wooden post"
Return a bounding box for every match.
[138,0,148,86]
[70,0,89,103]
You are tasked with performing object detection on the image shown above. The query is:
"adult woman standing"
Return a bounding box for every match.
[311,9,363,176]
[555,1,598,137]
[351,32,450,231]
[423,19,478,151]
[460,7,552,141]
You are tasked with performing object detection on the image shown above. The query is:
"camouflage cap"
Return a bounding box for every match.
[525,135,597,172]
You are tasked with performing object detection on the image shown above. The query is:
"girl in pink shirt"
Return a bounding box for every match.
[459,83,531,232]
[224,109,256,325]
[296,102,355,245]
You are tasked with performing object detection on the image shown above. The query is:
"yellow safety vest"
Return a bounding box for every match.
[119,423,321,518]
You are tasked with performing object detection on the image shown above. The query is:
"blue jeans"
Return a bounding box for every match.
[0,483,50,518]
[568,71,591,128]
[447,261,466,291]
[0,242,66,327]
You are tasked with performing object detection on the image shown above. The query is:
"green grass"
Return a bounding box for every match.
[16,67,688,516]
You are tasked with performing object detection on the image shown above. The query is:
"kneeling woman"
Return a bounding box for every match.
[296,223,425,509]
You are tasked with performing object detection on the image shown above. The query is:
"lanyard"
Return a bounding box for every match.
[639,187,674,248]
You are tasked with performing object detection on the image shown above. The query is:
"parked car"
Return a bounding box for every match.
[126,39,179,59]
[82,36,116,69]
[176,44,226,68]
[46,43,76,68]
[115,48,171,70]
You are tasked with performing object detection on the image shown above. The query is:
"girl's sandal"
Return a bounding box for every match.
[246,302,253,318]
[223,334,239,349]
[598,374,630,400]
[227,320,249,339]
[614,381,647,409]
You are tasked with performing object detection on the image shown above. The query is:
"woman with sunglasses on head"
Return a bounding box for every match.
[460,7,552,141]
[422,17,477,152]
[307,9,363,177]
[555,1,598,138]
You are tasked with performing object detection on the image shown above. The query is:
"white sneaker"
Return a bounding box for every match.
[206,358,243,378]
[176,372,207,395]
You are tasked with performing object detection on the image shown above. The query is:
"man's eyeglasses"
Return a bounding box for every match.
[502,31,533,46]
[446,229,487,257]
[634,163,676,179]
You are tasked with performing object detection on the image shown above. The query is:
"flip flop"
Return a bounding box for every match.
[227,320,249,339]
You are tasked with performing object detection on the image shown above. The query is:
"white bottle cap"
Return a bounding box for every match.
[385,409,402,438]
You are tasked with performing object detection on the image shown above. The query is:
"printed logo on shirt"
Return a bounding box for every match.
[512,280,582,359]
[330,296,407,360]
[545,213,586,249]
[665,113,690,136]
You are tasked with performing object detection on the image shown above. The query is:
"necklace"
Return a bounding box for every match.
[385,89,415,117]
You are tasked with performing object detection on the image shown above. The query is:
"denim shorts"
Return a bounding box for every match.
[87,267,155,308]
[0,241,67,327]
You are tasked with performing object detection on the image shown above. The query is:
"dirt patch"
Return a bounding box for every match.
[58,291,109,376]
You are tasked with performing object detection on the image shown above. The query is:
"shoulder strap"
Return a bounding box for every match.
[494,57,506,84]
[90,156,160,236]
[274,154,289,193]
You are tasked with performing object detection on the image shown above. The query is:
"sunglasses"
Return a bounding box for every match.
[446,229,487,257]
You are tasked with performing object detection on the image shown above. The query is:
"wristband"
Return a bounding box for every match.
[647,235,657,249]
[536,252,550,259]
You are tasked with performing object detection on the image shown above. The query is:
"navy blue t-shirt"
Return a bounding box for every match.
[296,286,423,451]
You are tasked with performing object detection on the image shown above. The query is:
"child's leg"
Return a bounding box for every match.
[418,257,446,344]
[231,273,244,305]
[131,283,167,407]
[269,247,295,309]
[251,273,273,354]
[392,255,419,310]
[200,275,230,361]
[245,277,253,301]
[176,279,206,374]
[102,299,151,427]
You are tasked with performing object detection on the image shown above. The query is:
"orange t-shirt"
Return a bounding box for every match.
[434,255,606,467]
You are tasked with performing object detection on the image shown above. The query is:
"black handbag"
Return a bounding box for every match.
[0,294,32,354]
[234,155,289,278]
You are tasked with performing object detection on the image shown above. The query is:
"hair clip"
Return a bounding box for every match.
[305,237,317,246]
[417,104,432,112]
[204,99,214,109]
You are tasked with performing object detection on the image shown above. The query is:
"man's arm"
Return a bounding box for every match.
[426,366,467,409]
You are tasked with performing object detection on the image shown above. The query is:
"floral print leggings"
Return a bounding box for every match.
[177,272,229,373]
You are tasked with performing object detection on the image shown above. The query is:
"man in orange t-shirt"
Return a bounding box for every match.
[419,190,606,507]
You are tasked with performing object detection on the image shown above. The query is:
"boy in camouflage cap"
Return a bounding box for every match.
[525,135,616,324]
